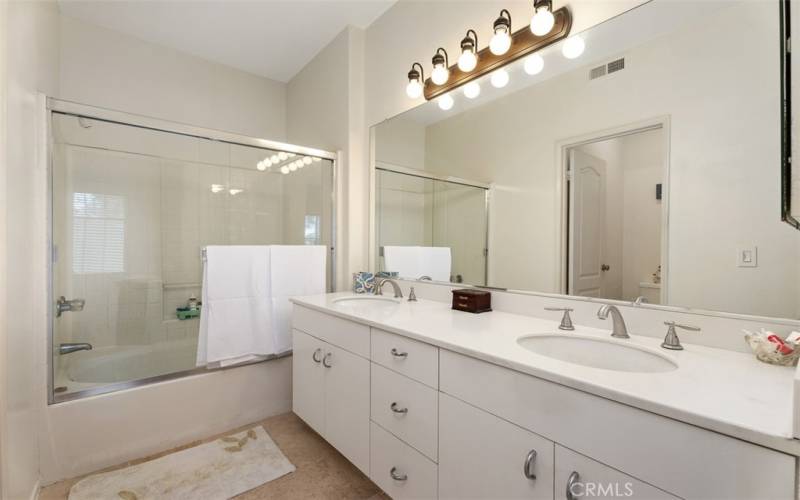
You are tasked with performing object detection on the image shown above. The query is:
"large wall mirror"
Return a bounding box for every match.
[372,0,800,321]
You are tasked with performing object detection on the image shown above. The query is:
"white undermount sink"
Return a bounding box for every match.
[517,333,678,373]
[332,295,401,307]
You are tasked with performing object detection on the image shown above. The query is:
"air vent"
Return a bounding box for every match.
[589,65,607,80]
[607,58,625,74]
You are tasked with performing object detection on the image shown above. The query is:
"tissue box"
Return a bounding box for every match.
[352,272,375,294]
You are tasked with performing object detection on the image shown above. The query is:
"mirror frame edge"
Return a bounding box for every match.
[781,0,799,229]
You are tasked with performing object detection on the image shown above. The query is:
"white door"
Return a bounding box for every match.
[292,330,325,434]
[323,342,370,475]
[569,150,607,297]
[439,393,555,499]
[555,445,678,500]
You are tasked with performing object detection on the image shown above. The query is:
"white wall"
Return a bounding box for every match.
[3,1,61,498]
[59,16,287,140]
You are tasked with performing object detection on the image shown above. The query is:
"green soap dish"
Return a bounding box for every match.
[176,308,200,320]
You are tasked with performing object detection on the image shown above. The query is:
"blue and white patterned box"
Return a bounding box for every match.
[352,272,375,294]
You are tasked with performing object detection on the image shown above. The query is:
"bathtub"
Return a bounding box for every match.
[55,338,199,395]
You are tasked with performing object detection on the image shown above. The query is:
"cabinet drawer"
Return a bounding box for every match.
[555,445,677,500]
[371,328,438,388]
[371,363,438,461]
[370,422,437,500]
[292,305,369,358]
[441,350,796,500]
[439,393,555,500]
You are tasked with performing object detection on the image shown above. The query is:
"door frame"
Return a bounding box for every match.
[555,116,671,303]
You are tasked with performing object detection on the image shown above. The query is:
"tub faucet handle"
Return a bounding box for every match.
[545,307,575,331]
[661,321,701,351]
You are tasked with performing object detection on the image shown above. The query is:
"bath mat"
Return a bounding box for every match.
[68,426,295,500]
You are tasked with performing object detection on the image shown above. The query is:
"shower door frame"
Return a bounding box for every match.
[46,97,339,404]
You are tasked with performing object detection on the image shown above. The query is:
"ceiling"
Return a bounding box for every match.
[57,0,396,83]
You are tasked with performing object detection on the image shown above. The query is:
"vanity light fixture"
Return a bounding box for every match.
[278,151,288,161]
[490,9,513,56]
[210,184,225,194]
[228,188,244,196]
[562,35,585,59]
[289,162,299,172]
[491,68,510,88]
[530,0,555,36]
[463,81,481,99]
[406,63,424,98]
[280,166,290,174]
[524,53,544,75]
[458,30,479,72]
[438,94,454,110]
[431,48,450,85]
[257,161,267,171]
[270,154,279,163]
[303,156,313,165]
[312,157,321,162]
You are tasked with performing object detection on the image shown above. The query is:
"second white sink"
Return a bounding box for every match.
[517,333,677,373]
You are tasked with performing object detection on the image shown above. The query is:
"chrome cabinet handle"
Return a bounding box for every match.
[566,471,580,500]
[390,466,408,481]
[523,449,537,480]
[390,348,408,358]
[390,402,408,414]
[322,352,332,368]
[312,348,323,363]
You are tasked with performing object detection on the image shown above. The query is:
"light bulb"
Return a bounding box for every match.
[524,54,544,75]
[278,151,288,161]
[490,68,509,88]
[458,50,477,72]
[406,80,423,98]
[463,82,481,99]
[530,8,555,36]
[562,36,585,59]
[289,162,298,171]
[229,188,243,196]
[303,156,312,165]
[438,94,454,111]
[489,30,511,56]
[280,166,290,174]
[257,161,267,171]
[211,184,224,193]
[265,158,273,167]
[270,155,279,163]
[432,64,449,85]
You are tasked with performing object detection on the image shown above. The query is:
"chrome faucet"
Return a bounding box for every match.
[597,305,630,339]
[418,275,432,281]
[59,343,92,355]
[545,307,575,331]
[375,278,403,299]
[632,296,649,306]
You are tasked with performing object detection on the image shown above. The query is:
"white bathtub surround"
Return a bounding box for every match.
[269,245,327,354]
[68,426,294,500]
[292,293,799,453]
[383,246,452,282]
[290,295,798,499]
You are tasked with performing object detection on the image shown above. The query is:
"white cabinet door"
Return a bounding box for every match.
[324,342,370,475]
[439,393,554,500]
[292,329,325,434]
[555,445,678,500]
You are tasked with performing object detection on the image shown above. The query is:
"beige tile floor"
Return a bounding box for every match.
[40,412,389,500]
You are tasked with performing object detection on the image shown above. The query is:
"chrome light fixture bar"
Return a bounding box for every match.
[420,6,572,101]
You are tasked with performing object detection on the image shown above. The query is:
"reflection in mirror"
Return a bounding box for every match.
[372,0,800,320]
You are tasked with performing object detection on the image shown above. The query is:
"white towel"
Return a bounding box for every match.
[269,245,326,354]
[197,245,327,368]
[197,246,272,368]
[383,245,452,282]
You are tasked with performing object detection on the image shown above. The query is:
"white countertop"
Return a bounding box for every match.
[292,292,800,455]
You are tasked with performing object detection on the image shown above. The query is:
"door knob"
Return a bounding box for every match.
[601,264,610,271]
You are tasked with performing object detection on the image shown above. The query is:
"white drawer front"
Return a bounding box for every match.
[371,363,438,461]
[371,328,438,388]
[555,445,677,500]
[441,350,796,500]
[370,422,437,500]
[292,304,369,358]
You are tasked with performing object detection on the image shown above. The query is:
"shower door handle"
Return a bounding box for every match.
[56,296,85,317]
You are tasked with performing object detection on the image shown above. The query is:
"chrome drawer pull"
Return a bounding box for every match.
[566,471,580,500]
[523,449,537,480]
[390,402,408,414]
[322,352,332,368]
[312,348,322,363]
[390,466,408,481]
[390,348,408,358]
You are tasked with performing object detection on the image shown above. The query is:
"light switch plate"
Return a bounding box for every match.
[737,246,758,267]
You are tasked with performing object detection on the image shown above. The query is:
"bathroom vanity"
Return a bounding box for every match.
[291,293,798,500]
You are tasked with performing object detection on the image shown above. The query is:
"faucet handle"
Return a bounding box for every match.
[545,307,575,331]
[661,321,701,350]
